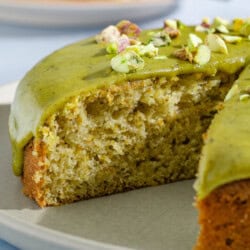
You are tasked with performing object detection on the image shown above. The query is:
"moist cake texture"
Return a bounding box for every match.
[23,72,234,206]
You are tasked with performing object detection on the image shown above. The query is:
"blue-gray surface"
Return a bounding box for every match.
[0,0,248,248]
[0,240,18,250]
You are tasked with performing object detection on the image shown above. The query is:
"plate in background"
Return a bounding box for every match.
[0,82,198,250]
[0,0,177,28]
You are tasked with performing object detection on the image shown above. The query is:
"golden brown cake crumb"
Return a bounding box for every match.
[22,72,235,207]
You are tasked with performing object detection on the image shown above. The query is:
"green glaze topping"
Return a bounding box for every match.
[9,17,250,203]
[194,64,250,199]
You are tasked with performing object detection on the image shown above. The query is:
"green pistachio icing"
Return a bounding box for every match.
[9,25,250,199]
[194,64,250,199]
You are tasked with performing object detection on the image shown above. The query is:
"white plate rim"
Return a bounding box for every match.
[0,211,128,250]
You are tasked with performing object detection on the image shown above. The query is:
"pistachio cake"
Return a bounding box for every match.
[9,18,250,249]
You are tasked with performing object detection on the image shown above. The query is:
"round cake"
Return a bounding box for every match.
[9,18,250,249]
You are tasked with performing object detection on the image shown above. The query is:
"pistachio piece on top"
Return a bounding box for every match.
[150,31,172,47]
[164,19,180,38]
[195,25,209,33]
[220,34,242,43]
[188,33,203,50]
[231,18,244,32]
[239,88,250,101]
[164,19,178,29]
[193,45,211,65]
[206,33,228,54]
[201,17,211,28]
[106,42,118,54]
[210,17,230,34]
[164,27,180,38]
[215,24,229,34]
[106,34,131,54]
[116,20,141,38]
[195,17,211,33]
[111,50,144,73]
[173,47,193,62]
[127,43,158,58]
[96,25,120,44]
[239,93,250,101]
[213,16,229,27]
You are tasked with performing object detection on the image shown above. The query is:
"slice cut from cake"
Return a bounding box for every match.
[194,64,250,250]
[9,17,250,249]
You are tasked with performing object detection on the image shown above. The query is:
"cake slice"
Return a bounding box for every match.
[194,64,250,249]
[9,19,238,206]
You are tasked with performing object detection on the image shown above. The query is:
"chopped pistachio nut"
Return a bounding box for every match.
[195,25,209,33]
[116,20,141,38]
[239,89,250,101]
[239,93,250,101]
[163,19,180,38]
[202,17,210,27]
[164,27,180,38]
[117,34,131,52]
[220,34,242,43]
[194,45,211,65]
[209,17,230,34]
[173,47,193,62]
[224,84,239,101]
[111,51,144,73]
[231,18,244,32]
[195,18,211,33]
[150,31,172,47]
[106,34,130,54]
[164,19,177,29]
[206,33,228,54]
[106,42,118,54]
[213,17,229,27]
[215,24,229,34]
[127,43,158,58]
[188,33,203,50]
[95,25,121,44]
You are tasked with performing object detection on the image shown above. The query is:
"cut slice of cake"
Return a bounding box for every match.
[194,64,250,250]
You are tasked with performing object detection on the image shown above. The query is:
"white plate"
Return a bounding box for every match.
[0,0,177,28]
[0,83,198,250]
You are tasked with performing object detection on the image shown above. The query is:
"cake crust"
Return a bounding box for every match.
[23,141,46,207]
[195,179,250,250]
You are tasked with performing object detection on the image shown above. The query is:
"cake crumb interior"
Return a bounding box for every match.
[30,72,236,206]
